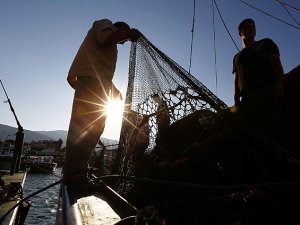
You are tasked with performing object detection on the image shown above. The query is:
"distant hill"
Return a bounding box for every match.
[36,130,68,145]
[0,124,53,143]
[0,124,118,147]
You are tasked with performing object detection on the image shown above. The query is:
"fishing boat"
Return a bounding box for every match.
[26,156,57,173]
[55,1,300,224]
[0,143,14,171]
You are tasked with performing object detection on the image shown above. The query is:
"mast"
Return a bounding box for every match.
[0,79,24,175]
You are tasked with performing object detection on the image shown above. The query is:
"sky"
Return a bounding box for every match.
[0,0,299,141]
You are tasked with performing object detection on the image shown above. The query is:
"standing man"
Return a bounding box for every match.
[63,19,141,187]
[232,18,286,147]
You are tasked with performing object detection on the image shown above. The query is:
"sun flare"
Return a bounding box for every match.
[103,99,125,140]
[105,99,124,118]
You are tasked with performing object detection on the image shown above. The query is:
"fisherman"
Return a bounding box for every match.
[62,19,141,188]
[232,18,287,147]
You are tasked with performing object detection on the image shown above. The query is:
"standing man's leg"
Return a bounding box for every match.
[63,77,108,185]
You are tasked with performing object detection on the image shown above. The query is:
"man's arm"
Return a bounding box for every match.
[234,74,241,106]
[105,28,141,44]
[269,54,285,99]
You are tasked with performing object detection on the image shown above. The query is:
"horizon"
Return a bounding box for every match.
[0,123,119,148]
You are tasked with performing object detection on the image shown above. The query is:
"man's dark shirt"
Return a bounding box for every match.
[233,38,280,97]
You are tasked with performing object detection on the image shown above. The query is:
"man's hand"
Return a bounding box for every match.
[111,83,123,100]
[130,28,142,42]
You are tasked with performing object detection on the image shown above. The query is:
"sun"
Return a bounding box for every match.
[105,98,124,118]
[102,99,125,140]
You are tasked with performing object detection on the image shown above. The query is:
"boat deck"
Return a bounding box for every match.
[0,170,27,225]
[55,183,137,225]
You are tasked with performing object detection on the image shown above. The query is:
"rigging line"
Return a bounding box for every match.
[274,0,300,12]
[97,174,300,190]
[188,0,196,74]
[278,1,300,27]
[239,0,300,30]
[0,79,23,130]
[212,0,218,96]
[213,0,240,52]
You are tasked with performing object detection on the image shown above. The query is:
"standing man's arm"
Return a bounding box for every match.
[269,54,285,99]
[234,74,241,106]
[233,55,241,107]
[105,28,141,44]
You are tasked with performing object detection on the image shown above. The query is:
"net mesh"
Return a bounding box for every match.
[113,35,228,176]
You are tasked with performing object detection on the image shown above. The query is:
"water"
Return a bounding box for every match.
[22,167,62,225]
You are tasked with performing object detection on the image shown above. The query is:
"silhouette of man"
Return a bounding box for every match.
[232,18,286,146]
[63,19,141,186]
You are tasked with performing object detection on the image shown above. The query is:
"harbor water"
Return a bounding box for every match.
[23,167,62,225]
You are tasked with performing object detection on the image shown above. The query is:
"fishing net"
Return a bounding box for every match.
[112,35,227,176]
[101,37,300,225]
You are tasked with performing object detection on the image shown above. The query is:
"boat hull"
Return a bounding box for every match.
[28,162,57,173]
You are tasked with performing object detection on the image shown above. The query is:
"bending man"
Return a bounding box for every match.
[63,19,141,187]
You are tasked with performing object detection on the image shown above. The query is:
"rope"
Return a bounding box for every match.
[239,0,300,30]
[188,0,196,74]
[211,0,218,96]
[96,174,300,190]
[278,1,300,27]
[274,0,300,12]
[213,0,240,51]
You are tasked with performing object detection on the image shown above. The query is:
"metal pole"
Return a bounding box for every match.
[0,79,24,174]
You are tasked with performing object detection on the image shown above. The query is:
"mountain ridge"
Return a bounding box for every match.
[0,124,118,147]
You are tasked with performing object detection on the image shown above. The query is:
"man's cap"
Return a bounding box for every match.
[238,18,255,33]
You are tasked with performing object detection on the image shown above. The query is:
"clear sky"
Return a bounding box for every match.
[0,0,299,140]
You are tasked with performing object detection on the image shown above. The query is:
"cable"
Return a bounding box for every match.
[0,179,61,222]
[213,0,240,51]
[0,79,23,131]
[239,0,300,30]
[274,0,300,12]
[96,174,300,190]
[211,0,218,97]
[278,1,300,27]
[188,0,196,74]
